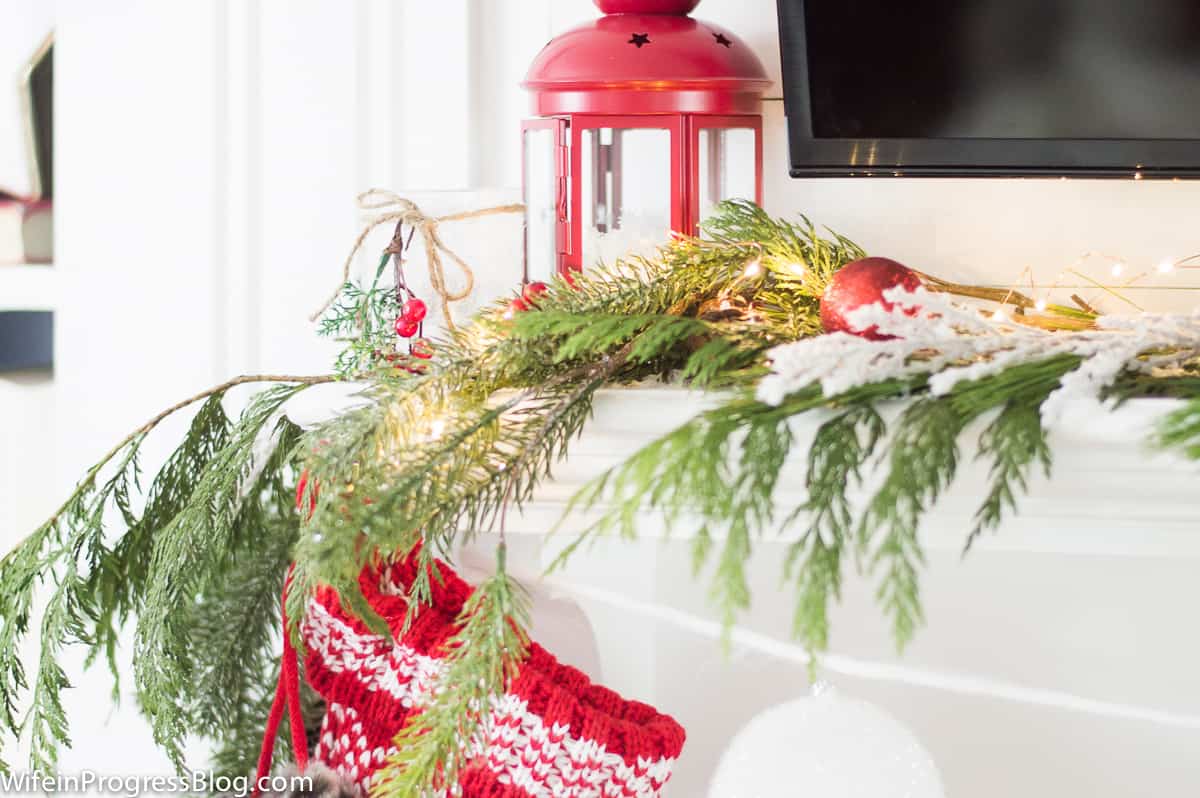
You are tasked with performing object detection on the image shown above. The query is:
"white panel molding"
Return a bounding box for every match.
[358,0,399,193]
[398,0,472,189]
[471,0,554,188]
[216,0,263,377]
[254,0,359,374]
[51,0,230,778]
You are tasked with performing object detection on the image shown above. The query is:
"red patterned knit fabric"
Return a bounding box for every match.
[302,553,686,797]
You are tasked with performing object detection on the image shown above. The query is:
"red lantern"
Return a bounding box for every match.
[522,0,770,281]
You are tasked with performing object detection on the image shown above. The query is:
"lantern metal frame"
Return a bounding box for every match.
[521,0,770,280]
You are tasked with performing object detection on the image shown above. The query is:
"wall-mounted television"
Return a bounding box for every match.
[777,0,1200,177]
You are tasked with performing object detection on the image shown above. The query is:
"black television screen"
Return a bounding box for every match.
[777,0,1200,176]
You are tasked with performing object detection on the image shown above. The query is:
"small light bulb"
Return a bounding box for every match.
[719,298,733,311]
[429,419,446,441]
[1111,262,1125,277]
[786,261,807,277]
[743,259,762,278]
[1034,298,1047,311]
[992,308,1010,322]
[1134,171,1144,181]
[1157,258,1176,274]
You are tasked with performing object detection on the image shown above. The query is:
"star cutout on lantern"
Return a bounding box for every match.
[629,33,651,48]
[713,32,732,47]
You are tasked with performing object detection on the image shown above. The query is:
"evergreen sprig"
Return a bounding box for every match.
[965,398,1053,553]
[1156,397,1200,458]
[862,398,965,648]
[784,405,884,656]
[374,554,530,797]
[705,201,866,338]
[87,394,233,688]
[319,252,403,379]
[0,436,145,773]
[134,388,306,766]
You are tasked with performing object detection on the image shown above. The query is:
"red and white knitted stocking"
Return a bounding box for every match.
[301,552,687,797]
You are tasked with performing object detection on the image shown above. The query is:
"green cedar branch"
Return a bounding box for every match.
[0,374,332,774]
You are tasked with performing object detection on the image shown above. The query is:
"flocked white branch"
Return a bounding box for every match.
[757,287,1200,425]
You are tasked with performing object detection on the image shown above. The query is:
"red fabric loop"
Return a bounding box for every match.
[252,568,308,796]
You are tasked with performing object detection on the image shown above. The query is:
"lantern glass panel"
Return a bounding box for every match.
[523,126,559,282]
[580,127,671,268]
[697,127,757,222]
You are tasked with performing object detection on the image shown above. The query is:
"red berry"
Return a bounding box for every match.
[411,339,434,360]
[401,297,427,322]
[820,257,922,340]
[522,282,549,304]
[395,318,419,338]
[503,297,529,319]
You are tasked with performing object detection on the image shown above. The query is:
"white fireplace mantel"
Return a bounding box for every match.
[506,385,1200,558]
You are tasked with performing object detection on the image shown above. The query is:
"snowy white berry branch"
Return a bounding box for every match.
[758,287,1200,424]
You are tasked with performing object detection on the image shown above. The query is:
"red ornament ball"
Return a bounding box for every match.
[820,257,922,340]
[401,297,427,323]
[522,281,549,304]
[394,317,419,338]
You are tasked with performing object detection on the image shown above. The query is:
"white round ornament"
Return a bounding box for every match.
[709,684,945,798]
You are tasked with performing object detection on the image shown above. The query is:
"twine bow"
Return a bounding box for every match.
[311,188,525,327]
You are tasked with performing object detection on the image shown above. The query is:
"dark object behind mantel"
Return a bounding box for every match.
[0,311,53,372]
[777,0,1200,177]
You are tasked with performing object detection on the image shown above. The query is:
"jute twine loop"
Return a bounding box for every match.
[311,188,525,327]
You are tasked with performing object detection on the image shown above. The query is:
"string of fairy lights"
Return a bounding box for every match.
[1019,251,1200,313]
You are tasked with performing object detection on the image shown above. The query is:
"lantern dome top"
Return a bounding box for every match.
[524,0,770,116]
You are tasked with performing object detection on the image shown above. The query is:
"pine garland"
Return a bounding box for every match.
[2,199,1200,796]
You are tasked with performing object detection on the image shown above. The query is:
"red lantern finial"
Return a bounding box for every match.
[594,0,700,14]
